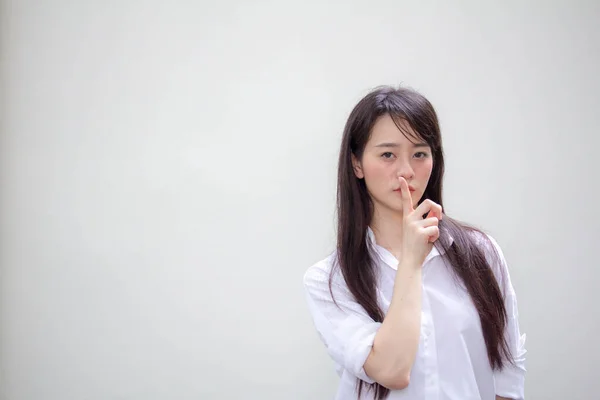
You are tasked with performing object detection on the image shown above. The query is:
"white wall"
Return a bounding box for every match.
[1,1,599,399]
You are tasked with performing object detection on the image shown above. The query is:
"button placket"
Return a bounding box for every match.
[421,285,440,399]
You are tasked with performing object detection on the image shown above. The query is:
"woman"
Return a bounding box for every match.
[303,86,527,400]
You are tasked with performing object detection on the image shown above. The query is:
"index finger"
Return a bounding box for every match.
[398,177,414,214]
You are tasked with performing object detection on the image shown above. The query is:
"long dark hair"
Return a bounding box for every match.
[332,86,512,399]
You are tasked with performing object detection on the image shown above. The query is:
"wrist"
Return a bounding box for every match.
[398,257,422,270]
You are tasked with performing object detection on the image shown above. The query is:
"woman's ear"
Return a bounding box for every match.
[351,154,364,179]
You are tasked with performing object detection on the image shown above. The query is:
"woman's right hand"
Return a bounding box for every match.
[398,177,443,266]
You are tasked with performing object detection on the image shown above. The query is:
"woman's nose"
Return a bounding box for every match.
[396,160,415,180]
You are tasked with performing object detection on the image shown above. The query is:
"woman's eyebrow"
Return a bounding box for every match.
[374,142,430,148]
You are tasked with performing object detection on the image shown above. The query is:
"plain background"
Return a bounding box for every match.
[1,1,599,399]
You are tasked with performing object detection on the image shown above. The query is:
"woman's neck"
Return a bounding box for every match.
[370,206,405,259]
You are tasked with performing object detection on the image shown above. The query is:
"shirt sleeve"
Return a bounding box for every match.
[303,259,382,384]
[485,235,528,400]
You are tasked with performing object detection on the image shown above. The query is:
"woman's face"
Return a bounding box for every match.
[352,114,434,215]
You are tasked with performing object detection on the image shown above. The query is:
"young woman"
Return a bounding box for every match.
[303,86,527,400]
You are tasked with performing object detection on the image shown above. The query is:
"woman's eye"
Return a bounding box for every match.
[381,152,395,159]
[414,152,429,159]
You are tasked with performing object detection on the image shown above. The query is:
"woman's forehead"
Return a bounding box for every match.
[368,115,426,147]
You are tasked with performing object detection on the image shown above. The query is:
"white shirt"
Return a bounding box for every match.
[303,228,526,400]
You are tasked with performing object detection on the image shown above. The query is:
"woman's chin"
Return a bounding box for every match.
[373,199,405,216]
